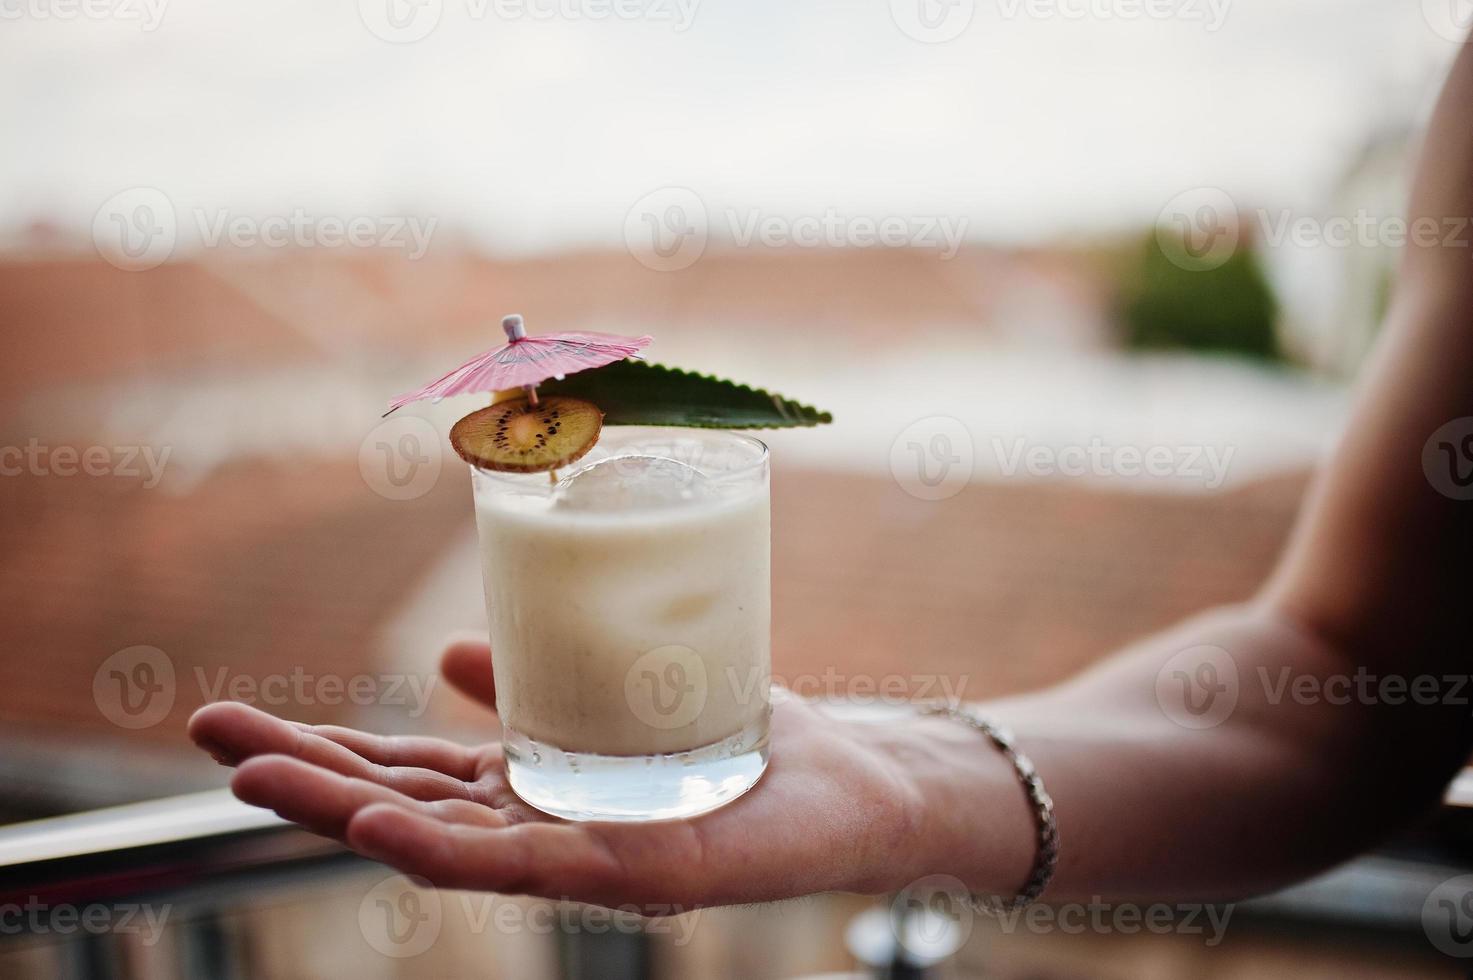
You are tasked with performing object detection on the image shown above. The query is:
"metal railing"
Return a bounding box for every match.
[6,776,1473,979]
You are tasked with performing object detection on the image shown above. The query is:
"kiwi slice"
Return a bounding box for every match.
[451,396,603,473]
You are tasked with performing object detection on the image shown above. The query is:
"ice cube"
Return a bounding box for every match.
[554,455,711,512]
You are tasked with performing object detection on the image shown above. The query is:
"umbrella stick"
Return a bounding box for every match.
[504,315,538,406]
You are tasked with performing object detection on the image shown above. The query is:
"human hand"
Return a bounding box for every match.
[187,640,1013,910]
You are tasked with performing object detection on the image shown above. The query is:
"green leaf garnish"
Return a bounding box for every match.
[540,360,833,429]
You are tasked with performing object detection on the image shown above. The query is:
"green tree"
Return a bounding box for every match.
[1119,231,1280,360]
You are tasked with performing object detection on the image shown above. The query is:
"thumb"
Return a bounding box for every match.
[440,635,497,709]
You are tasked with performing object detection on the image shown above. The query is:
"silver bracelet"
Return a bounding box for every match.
[919,702,1059,914]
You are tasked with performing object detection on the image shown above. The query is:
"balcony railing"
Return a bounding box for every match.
[5,776,1473,979]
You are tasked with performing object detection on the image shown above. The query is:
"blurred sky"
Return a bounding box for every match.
[0,0,1461,253]
[5,0,1466,492]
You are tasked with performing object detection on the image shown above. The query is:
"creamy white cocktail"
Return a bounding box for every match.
[471,427,771,821]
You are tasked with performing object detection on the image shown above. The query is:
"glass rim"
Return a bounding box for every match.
[467,426,770,490]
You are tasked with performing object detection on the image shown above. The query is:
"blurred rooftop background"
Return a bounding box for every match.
[3,5,1471,975]
[4,0,1464,819]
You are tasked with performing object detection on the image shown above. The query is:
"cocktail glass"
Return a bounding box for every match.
[470,427,771,822]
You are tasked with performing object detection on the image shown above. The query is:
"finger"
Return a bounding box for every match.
[346,805,630,899]
[440,638,497,709]
[233,756,508,840]
[189,701,259,766]
[296,724,483,782]
[190,701,479,802]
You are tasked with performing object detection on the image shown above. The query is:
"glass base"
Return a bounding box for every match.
[503,720,770,822]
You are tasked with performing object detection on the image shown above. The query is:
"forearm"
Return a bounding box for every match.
[899,604,1471,903]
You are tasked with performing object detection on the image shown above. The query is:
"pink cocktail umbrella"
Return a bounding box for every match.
[385,315,652,416]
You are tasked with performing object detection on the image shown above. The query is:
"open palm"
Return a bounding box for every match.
[188,640,940,911]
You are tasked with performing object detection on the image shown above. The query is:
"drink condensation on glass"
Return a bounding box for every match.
[470,427,771,821]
